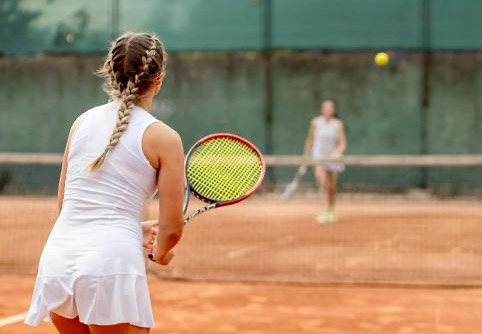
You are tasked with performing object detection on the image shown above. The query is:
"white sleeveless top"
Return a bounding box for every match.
[311,117,345,173]
[25,102,159,328]
[63,101,158,223]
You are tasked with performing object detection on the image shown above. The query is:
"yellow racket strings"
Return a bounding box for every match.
[187,137,263,201]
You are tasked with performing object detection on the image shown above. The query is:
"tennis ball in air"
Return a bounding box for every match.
[374,52,389,66]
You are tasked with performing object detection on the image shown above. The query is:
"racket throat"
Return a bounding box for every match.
[184,203,217,224]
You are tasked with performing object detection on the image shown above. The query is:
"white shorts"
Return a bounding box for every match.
[312,153,345,173]
[320,163,345,173]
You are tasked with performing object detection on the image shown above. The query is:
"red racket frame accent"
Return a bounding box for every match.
[185,133,266,207]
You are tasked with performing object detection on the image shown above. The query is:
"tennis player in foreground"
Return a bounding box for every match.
[25,32,184,333]
[304,100,347,224]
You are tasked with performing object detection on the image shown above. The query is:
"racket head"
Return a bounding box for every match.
[185,133,265,206]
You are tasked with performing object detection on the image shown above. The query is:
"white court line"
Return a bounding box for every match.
[226,245,259,259]
[0,312,27,327]
[226,236,296,259]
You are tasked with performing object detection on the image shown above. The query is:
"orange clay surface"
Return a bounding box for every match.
[1,196,482,333]
[1,275,482,333]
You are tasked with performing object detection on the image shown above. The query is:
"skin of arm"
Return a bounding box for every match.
[57,117,83,214]
[333,120,347,157]
[303,118,317,159]
[142,122,185,265]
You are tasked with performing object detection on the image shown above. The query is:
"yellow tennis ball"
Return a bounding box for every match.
[375,52,389,66]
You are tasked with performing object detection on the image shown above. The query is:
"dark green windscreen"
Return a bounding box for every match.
[272,0,422,50]
[3,0,482,54]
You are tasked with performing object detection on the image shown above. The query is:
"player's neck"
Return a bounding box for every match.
[136,96,154,113]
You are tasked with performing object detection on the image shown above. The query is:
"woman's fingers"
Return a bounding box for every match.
[144,227,175,266]
[143,226,158,247]
[144,237,155,250]
[141,220,158,233]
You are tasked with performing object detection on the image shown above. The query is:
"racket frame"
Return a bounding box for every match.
[183,133,265,222]
[280,164,307,200]
[149,133,265,262]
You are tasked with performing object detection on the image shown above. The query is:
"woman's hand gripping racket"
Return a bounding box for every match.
[148,133,265,262]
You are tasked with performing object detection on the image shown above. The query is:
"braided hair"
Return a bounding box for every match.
[89,32,167,171]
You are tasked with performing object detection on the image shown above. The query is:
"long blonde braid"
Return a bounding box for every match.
[89,33,166,171]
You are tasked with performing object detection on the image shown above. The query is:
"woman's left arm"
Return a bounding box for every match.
[335,121,347,156]
[57,117,82,214]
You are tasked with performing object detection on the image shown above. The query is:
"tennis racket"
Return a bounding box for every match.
[148,133,265,262]
[182,133,265,222]
[280,165,307,200]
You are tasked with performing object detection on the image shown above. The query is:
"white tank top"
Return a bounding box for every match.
[62,101,159,224]
[311,117,339,159]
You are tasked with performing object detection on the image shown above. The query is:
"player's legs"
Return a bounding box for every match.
[50,313,90,334]
[89,323,150,334]
[314,166,327,203]
[50,312,150,334]
[325,171,338,211]
[315,167,330,223]
[315,168,338,223]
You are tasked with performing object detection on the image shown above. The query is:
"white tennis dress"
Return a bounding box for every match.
[25,101,159,328]
[311,117,345,173]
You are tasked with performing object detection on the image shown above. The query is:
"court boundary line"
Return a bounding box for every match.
[0,311,27,327]
[226,235,296,259]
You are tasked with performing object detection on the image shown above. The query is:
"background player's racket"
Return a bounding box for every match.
[280,165,307,200]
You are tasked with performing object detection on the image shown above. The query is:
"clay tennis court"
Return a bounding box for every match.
[1,196,482,333]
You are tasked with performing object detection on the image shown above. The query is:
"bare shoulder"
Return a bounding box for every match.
[143,121,183,169]
[311,116,321,126]
[144,121,182,150]
[335,118,345,129]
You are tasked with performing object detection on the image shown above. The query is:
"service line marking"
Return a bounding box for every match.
[0,312,27,327]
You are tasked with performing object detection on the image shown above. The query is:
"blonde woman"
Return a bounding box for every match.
[304,100,347,224]
[25,33,184,333]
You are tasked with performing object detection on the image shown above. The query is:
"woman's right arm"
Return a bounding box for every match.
[144,123,185,265]
[303,119,316,159]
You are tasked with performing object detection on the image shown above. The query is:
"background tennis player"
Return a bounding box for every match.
[24,32,185,333]
[304,100,347,224]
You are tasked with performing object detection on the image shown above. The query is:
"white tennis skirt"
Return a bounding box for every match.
[24,216,154,328]
[312,153,345,173]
